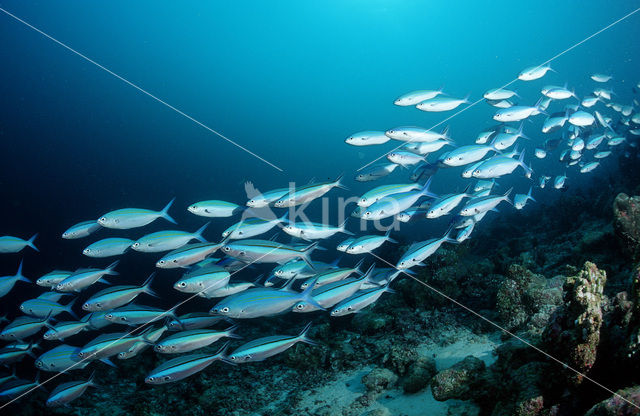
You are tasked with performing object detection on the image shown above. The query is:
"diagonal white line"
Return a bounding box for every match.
[0,245,285,408]
[365,250,640,410]
[0,7,284,172]
[356,5,640,172]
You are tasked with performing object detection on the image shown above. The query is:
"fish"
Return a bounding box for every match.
[282,220,352,241]
[387,150,426,167]
[403,138,453,155]
[591,73,612,82]
[46,372,96,407]
[0,374,42,400]
[167,313,228,331]
[0,234,38,253]
[104,304,179,326]
[473,180,496,193]
[539,175,550,189]
[222,214,287,240]
[518,64,554,81]
[483,88,518,100]
[593,88,614,100]
[145,343,231,384]
[345,131,390,146]
[62,220,101,239]
[471,152,532,179]
[156,242,222,268]
[493,98,544,122]
[385,126,450,143]
[492,123,528,150]
[395,207,428,223]
[221,239,318,268]
[228,323,315,362]
[300,260,365,289]
[0,341,38,365]
[416,95,469,112]
[459,188,513,217]
[43,321,91,341]
[572,138,585,152]
[117,326,168,359]
[133,223,209,252]
[608,137,626,146]
[580,161,600,173]
[35,344,89,372]
[593,151,611,159]
[486,99,513,108]
[274,175,345,208]
[542,111,568,133]
[19,297,77,319]
[80,311,112,330]
[568,110,595,127]
[346,230,397,255]
[475,126,499,144]
[56,261,119,292]
[0,260,30,298]
[330,284,395,316]
[99,198,176,229]
[154,326,240,354]
[442,143,499,167]
[456,222,475,242]
[394,88,443,106]
[188,200,243,217]
[534,148,547,159]
[210,279,323,318]
[294,268,375,312]
[355,163,399,182]
[173,266,231,295]
[363,179,435,220]
[78,329,154,362]
[581,95,600,108]
[245,184,290,208]
[586,134,606,150]
[514,187,536,210]
[554,174,567,189]
[336,238,355,252]
[543,86,577,100]
[396,229,456,269]
[35,270,72,288]
[82,274,157,311]
[426,185,473,218]
[83,237,134,258]
[358,183,422,207]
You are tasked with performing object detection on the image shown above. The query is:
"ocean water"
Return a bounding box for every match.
[1,1,640,414]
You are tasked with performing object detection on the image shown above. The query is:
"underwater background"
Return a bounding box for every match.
[1,1,640,415]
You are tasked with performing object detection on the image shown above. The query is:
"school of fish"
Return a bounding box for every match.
[0,65,639,407]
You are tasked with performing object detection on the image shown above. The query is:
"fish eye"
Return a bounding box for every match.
[179,282,186,287]
[83,303,89,309]
[332,309,339,314]
[105,314,113,319]
[230,356,236,360]
[99,217,106,222]
[223,247,231,252]
[221,307,229,313]
[238,231,243,235]
[163,376,171,381]
[147,377,154,382]
[78,352,84,357]
[158,260,165,265]
[172,259,178,263]
[347,306,353,311]
[115,219,120,223]
[296,304,305,310]
[96,303,101,308]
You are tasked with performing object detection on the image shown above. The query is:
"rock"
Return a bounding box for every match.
[361,368,398,394]
[360,408,391,416]
[430,356,485,401]
[543,262,607,386]
[446,401,480,416]
[584,385,640,415]
[352,311,392,334]
[613,193,640,260]
[402,356,436,393]
[381,343,418,376]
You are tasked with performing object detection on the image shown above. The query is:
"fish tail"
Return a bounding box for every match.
[385,228,398,244]
[27,233,39,252]
[226,324,243,339]
[194,222,210,243]
[299,242,319,269]
[142,273,159,298]
[65,298,79,320]
[339,219,354,235]
[16,259,30,283]
[300,278,325,310]
[161,198,177,224]
[462,93,471,104]
[87,370,98,387]
[527,186,537,203]
[361,263,376,283]
[106,260,120,275]
[353,258,365,275]
[334,173,349,191]
[298,322,318,346]
[440,125,450,139]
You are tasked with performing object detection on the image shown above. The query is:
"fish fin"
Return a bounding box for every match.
[161,198,177,224]
[300,278,325,310]
[384,228,398,244]
[334,173,348,191]
[27,234,39,252]
[65,298,79,319]
[142,273,159,298]
[97,278,111,285]
[421,177,437,198]
[328,257,341,268]
[339,219,353,235]
[298,322,318,346]
[353,258,365,275]
[99,358,117,368]
[87,370,98,387]
[462,93,471,104]
[441,125,450,139]
[225,324,243,339]
[105,260,120,275]
[361,263,376,283]
[299,242,319,269]
[194,222,209,243]
[16,259,30,283]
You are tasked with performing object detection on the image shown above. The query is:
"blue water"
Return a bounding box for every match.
[1,0,640,412]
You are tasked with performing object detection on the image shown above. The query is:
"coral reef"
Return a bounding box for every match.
[613,193,640,260]
[430,355,485,401]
